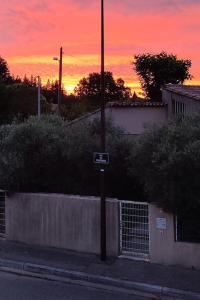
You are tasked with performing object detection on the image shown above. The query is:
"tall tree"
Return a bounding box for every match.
[22,75,38,87]
[42,80,60,104]
[133,52,192,101]
[0,56,15,84]
[0,56,23,85]
[74,72,131,105]
[0,56,10,82]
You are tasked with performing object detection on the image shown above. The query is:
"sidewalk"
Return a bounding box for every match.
[0,240,200,299]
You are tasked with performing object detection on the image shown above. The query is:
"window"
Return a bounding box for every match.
[176,206,200,243]
[171,98,186,119]
[172,99,175,115]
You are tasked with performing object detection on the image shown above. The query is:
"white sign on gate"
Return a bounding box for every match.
[156,218,167,230]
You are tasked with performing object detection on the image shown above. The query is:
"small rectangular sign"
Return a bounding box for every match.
[93,152,109,165]
[156,218,167,230]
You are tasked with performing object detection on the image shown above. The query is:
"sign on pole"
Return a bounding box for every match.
[93,152,109,165]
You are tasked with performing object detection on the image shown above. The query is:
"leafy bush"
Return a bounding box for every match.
[0,115,67,191]
[130,115,200,213]
[0,115,144,200]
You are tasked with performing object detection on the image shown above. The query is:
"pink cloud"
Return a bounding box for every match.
[0,0,199,92]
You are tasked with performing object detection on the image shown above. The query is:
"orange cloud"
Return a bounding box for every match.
[1,0,200,95]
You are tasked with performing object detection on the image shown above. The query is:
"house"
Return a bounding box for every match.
[162,84,200,119]
[69,84,200,136]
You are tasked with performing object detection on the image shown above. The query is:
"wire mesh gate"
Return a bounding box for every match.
[0,191,6,238]
[120,201,149,260]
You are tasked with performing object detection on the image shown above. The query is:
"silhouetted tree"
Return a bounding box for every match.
[0,56,17,84]
[132,91,138,100]
[74,72,131,106]
[133,52,192,101]
[0,56,10,82]
[42,80,60,104]
[22,75,37,87]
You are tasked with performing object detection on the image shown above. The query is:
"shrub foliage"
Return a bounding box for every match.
[0,115,144,200]
[130,115,200,213]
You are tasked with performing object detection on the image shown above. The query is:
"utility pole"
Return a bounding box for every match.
[100,0,106,261]
[37,76,41,118]
[58,46,63,115]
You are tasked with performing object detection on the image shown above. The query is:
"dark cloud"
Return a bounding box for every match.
[73,0,200,13]
[3,0,200,15]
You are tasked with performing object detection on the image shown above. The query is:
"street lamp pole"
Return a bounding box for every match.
[100,0,106,261]
[37,76,41,118]
[53,46,63,115]
[58,46,63,115]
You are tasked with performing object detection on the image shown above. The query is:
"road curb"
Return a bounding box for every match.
[0,258,200,299]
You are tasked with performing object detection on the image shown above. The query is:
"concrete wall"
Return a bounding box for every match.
[108,107,167,135]
[6,193,200,268]
[6,193,119,256]
[149,204,200,269]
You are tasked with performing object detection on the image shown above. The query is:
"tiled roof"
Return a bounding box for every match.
[107,101,167,108]
[164,84,200,101]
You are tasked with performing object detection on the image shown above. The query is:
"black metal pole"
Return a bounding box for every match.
[58,46,63,115]
[100,0,106,261]
[37,76,41,118]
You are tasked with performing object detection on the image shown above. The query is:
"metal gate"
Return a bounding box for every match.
[0,190,6,238]
[120,201,149,260]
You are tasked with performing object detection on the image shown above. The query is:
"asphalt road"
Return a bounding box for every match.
[0,271,148,300]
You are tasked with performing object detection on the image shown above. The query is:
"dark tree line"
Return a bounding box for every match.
[0,57,51,124]
[0,51,192,124]
[0,56,135,124]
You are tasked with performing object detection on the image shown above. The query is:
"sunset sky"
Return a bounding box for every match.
[1,0,200,94]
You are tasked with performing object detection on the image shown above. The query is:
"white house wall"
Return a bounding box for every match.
[108,107,167,135]
[163,89,200,118]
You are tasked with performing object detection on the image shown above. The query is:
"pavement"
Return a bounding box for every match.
[0,240,200,299]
